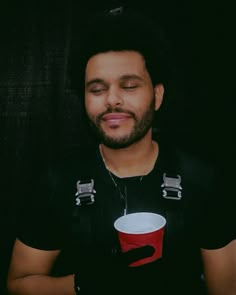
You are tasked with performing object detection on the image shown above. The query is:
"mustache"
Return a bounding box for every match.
[96,107,136,121]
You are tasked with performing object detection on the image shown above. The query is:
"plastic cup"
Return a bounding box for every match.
[114,212,166,266]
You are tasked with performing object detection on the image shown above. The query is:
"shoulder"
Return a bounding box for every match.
[57,145,98,169]
[158,139,218,186]
[176,149,217,181]
[157,140,222,211]
[47,145,100,182]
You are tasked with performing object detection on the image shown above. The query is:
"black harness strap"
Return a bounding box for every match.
[158,145,185,256]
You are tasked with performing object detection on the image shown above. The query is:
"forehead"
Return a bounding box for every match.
[85,51,149,81]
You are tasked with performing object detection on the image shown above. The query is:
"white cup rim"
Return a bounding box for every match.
[114,212,166,234]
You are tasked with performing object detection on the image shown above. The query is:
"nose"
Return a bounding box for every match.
[105,86,123,108]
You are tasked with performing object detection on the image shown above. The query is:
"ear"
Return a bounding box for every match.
[154,83,164,111]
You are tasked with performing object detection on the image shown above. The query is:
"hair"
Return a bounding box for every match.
[68,8,173,98]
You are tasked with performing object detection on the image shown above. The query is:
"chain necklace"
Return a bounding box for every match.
[99,145,145,215]
[108,169,128,215]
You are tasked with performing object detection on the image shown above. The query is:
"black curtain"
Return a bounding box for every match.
[0,2,80,291]
[0,1,234,293]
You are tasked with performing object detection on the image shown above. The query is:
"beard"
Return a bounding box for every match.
[87,98,156,149]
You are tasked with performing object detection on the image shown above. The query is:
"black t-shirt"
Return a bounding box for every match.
[17,143,233,294]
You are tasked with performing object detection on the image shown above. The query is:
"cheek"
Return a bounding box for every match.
[128,91,154,113]
[85,97,103,118]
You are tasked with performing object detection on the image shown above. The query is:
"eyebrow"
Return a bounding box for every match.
[86,75,144,88]
[119,74,144,82]
[85,78,105,88]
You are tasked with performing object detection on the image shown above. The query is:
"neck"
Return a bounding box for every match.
[99,132,159,178]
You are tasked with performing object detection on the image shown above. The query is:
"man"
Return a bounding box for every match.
[7,9,235,295]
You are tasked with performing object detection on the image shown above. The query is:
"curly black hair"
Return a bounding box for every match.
[68,9,173,98]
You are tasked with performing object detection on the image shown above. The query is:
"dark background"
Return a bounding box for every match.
[0,1,234,293]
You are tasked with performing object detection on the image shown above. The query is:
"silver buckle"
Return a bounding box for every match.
[161,173,182,200]
[109,6,123,15]
[75,179,96,206]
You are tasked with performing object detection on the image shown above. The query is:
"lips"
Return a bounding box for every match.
[101,112,132,126]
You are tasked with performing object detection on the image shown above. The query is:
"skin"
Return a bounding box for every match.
[7,51,236,295]
[7,240,74,294]
[201,240,236,295]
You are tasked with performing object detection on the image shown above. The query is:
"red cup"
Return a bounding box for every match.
[114,212,166,267]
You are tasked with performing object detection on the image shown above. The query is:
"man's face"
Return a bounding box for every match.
[85,51,163,148]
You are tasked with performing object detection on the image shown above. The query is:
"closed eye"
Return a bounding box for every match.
[88,85,107,95]
[86,79,107,95]
[123,85,139,90]
[90,88,106,93]
[124,85,137,88]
